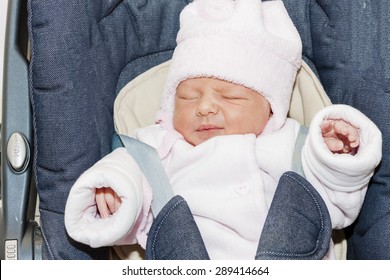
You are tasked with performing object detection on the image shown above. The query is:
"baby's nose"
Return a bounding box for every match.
[196,97,219,116]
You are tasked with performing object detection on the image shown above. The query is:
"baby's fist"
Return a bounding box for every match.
[321,119,359,155]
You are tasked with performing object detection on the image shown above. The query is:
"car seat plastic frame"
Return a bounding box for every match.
[0,0,42,260]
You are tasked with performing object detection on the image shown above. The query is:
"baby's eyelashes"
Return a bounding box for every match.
[223,95,247,100]
[177,92,199,100]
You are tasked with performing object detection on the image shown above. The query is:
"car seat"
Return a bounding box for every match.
[1,0,389,260]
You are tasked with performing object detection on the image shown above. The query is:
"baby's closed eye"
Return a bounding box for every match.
[177,91,200,100]
[222,92,249,101]
[223,95,247,100]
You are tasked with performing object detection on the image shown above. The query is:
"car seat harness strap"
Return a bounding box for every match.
[112,134,174,216]
[291,125,308,178]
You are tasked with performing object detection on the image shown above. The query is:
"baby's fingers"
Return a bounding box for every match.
[324,138,344,153]
[106,189,122,214]
[95,188,110,219]
[320,120,333,136]
[334,121,360,148]
[102,188,122,216]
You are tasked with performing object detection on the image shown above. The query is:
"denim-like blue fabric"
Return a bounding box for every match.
[39,209,108,260]
[256,172,331,260]
[27,0,190,259]
[284,0,390,259]
[145,196,210,260]
[145,173,330,260]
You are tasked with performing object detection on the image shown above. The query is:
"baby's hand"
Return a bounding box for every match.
[95,187,122,218]
[321,119,359,155]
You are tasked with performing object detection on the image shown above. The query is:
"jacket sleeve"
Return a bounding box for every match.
[64,147,152,248]
[302,104,382,229]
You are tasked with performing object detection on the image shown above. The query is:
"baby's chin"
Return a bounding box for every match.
[186,129,264,146]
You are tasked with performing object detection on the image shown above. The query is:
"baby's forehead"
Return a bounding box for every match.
[177,77,258,92]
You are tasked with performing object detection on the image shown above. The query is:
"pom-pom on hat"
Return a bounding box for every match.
[157,0,302,134]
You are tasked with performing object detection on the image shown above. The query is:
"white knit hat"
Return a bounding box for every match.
[157,0,302,134]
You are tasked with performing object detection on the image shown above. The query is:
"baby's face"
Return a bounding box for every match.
[173,77,271,146]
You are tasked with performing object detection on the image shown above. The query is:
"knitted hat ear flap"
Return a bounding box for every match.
[157,0,302,134]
